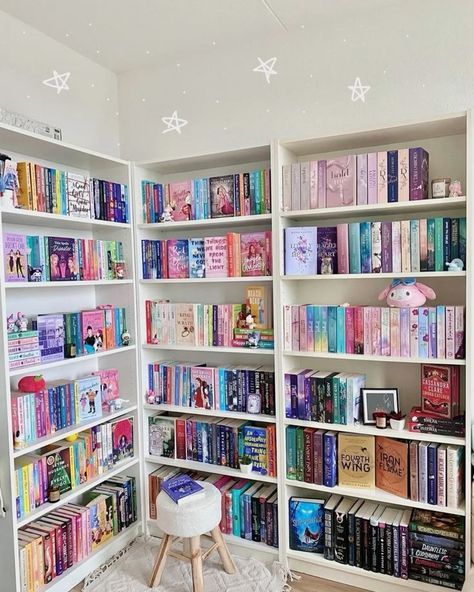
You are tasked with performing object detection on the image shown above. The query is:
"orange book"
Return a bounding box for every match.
[17,162,33,209]
[375,436,409,498]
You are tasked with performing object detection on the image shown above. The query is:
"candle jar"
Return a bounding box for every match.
[431,178,451,198]
[48,486,60,503]
[373,411,388,429]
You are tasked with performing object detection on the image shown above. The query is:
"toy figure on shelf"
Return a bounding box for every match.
[448,180,462,197]
[121,329,131,346]
[245,313,256,330]
[446,258,464,272]
[146,390,156,405]
[6,313,16,333]
[247,331,261,349]
[107,398,129,412]
[159,203,175,223]
[15,313,28,332]
[378,278,436,307]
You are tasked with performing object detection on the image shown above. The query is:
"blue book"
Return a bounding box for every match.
[328,306,338,353]
[242,425,268,474]
[359,221,372,273]
[323,432,337,487]
[336,308,346,353]
[443,218,451,266]
[284,227,318,276]
[427,443,438,505]
[161,474,204,504]
[289,497,325,553]
[332,376,341,424]
[348,223,361,274]
[320,306,329,352]
[387,150,398,202]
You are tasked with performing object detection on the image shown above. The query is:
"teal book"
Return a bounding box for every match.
[253,170,262,215]
[232,480,252,536]
[328,306,338,353]
[459,217,466,266]
[336,307,346,353]
[286,426,297,479]
[450,218,459,260]
[348,223,361,274]
[338,375,347,425]
[359,221,372,273]
[26,235,45,281]
[443,218,451,267]
[434,217,444,271]
[427,218,435,271]
[320,306,329,352]
[332,375,341,424]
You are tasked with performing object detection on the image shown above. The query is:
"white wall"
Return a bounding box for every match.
[0,10,120,156]
[118,0,474,162]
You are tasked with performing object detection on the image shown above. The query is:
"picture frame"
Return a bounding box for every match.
[361,388,399,425]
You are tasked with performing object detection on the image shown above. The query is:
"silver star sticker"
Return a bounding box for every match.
[348,77,370,102]
[161,110,188,134]
[43,71,70,94]
[253,57,277,84]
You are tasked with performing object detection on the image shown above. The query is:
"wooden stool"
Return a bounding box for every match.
[149,482,236,591]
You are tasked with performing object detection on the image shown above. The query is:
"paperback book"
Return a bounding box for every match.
[161,474,204,504]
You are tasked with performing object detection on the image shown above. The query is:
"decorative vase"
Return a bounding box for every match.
[390,417,406,431]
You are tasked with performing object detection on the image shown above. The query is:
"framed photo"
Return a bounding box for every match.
[361,388,399,425]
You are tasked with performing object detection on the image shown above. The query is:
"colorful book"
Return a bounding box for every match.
[75,375,102,421]
[209,175,235,218]
[204,236,228,277]
[47,237,76,281]
[317,227,337,274]
[338,434,375,488]
[289,497,324,553]
[284,227,318,275]
[240,232,268,277]
[188,238,205,278]
[326,156,356,208]
[3,232,28,282]
[81,309,105,354]
[168,180,192,221]
[67,173,91,218]
[111,416,134,463]
[167,239,189,279]
[161,474,204,505]
[190,366,215,409]
[375,436,409,498]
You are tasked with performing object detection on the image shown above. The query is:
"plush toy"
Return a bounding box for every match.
[16,312,28,332]
[448,180,462,197]
[378,278,436,308]
[159,203,175,222]
[6,313,16,333]
[245,313,256,330]
[18,375,46,393]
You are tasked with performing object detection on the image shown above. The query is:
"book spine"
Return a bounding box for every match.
[367,153,377,204]
[437,446,447,507]
[371,222,382,273]
[427,444,438,505]
[323,433,337,487]
[381,221,392,273]
[446,306,455,359]
[317,161,326,208]
[356,153,368,205]
[377,151,387,203]
[409,147,429,200]
[398,148,409,201]
[360,222,372,273]
[387,150,398,202]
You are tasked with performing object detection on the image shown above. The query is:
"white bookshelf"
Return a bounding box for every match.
[0,122,142,592]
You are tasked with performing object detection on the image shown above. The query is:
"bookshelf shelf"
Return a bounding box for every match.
[142,343,274,355]
[146,455,278,483]
[283,351,466,365]
[5,279,134,289]
[140,276,273,284]
[281,271,466,280]
[143,403,276,423]
[137,213,272,231]
[1,208,131,230]
[16,457,140,528]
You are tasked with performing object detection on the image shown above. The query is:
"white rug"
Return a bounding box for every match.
[83,536,288,592]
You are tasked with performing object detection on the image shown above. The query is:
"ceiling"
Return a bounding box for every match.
[0,0,397,73]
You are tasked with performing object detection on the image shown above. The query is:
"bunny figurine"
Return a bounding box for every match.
[378,278,436,308]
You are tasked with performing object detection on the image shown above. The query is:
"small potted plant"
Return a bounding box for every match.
[389,411,406,431]
[239,454,253,474]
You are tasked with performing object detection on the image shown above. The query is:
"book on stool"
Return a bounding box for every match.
[161,474,206,505]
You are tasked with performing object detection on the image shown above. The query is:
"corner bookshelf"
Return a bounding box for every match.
[272,113,472,592]
[0,122,142,592]
[133,146,280,559]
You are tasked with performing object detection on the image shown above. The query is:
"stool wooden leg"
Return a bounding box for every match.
[183,537,191,559]
[149,534,173,588]
[210,526,236,574]
[190,536,204,592]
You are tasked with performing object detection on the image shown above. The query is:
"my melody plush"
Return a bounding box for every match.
[378,278,436,307]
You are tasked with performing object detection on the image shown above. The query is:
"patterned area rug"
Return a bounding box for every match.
[83,536,288,592]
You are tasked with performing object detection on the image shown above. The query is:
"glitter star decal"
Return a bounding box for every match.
[253,57,277,84]
[348,77,370,102]
[161,110,188,134]
[43,71,70,94]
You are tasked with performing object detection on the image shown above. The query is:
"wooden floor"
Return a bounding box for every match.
[292,573,363,592]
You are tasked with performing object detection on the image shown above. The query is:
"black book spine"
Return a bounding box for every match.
[386,522,394,575]
[354,515,363,568]
[335,514,348,564]
[324,507,335,561]
[251,495,261,542]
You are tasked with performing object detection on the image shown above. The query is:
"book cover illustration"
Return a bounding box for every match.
[111,416,134,463]
[149,416,175,457]
[168,180,192,221]
[93,368,120,411]
[289,497,325,553]
[190,366,215,409]
[317,227,338,275]
[43,444,72,494]
[409,509,464,540]
[75,375,102,421]
[209,175,235,218]
[47,236,77,281]
[67,172,91,218]
[167,239,189,279]
[36,313,64,362]
[26,235,44,281]
[338,433,375,488]
[421,364,458,419]
[326,156,356,207]
[242,425,268,474]
[240,232,267,277]
[375,436,409,498]
[175,303,196,346]
[3,232,28,282]
[161,474,204,504]
[189,238,205,278]
[204,236,228,277]
[284,227,317,276]
[81,309,105,353]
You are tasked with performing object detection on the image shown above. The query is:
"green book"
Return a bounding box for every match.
[434,217,444,271]
[232,480,252,536]
[286,426,297,479]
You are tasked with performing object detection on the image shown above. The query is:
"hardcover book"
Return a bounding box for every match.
[421,364,460,419]
[356,153,368,205]
[75,375,102,421]
[326,156,356,207]
[149,416,175,457]
[93,368,120,411]
[317,227,337,275]
[338,434,375,488]
[168,180,192,221]
[42,443,72,494]
[205,236,228,277]
[3,232,28,282]
[190,366,215,409]
[375,436,409,498]
[161,474,204,505]
[67,172,91,218]
[242,425,268,474]
[289,497,325,553]
[167,239,189,279]
[284,227,318,275]
[111,416,134,463]
[81,309,105,353]
[409,148,429,200]
[188,238,205,278]
[409,509,464,541]
[47,236,77,281]
[209,175,235,218]
[240,232,268,277]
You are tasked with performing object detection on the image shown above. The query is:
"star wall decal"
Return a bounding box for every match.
[348,77,370,102]
[161,110,188,134]
[43,71,70,94]
[253,57,277,84]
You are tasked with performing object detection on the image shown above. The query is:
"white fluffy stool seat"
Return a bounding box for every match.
[149,481,236,592]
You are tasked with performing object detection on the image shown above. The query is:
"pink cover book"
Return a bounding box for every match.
[309,161,319,209]
[168,180,192,221]
[377,151,387,203]
[367,153,378,204]
[326,155,356,208]
[204,236,228,277]
[371,307,381,356]
[176,303,196,346]
[354,306,364,354]
[400,220,411,273]
[345,307,355,353]
[282,165,292,211]
[191,366,215,409]
[381,308,390,356]
[400,308,410,357]
[392,221,402,273]
[167,240,189,279]
[336,224,349,274]
[409,308,419,357]
[283,305,291,350]
[317,161,327,208]
[398,148,409,201]
[240,232,267,277]
[81,309,105,354]
[299,305,308,351]
[445,306,455,359]
[93,368,119,411]
[291,305,300,351]
[363,307,372,355]
[390,308,401,357]
[300,161,310,210]
[454,306,464,359]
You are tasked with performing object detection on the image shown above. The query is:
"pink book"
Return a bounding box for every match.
[309,161,319,209]
[392,221,402,273]
[400,220,411,273]
[190,366,216,409]
[398,148,410,201]
[454,306,465,359]
[317,161,327,208]
[354,307,364,354]
[371,307,381,355]
[291,305,300,351]
[336,224,349,274]
[363,307,372,355]
[283,305,292,350]
[300,161,310,210]
[400,308,410,357]
[445,306,455,359]
[299,305,308,351]
[390,308,401,357]
[367,153,378,204]
[205,236,228,277]
[381,308,390,356]
[217,304,224,346]
[240,232,268,277]
[167,239,189,279]
[291,163,301,211]
[410,308,419,358]
[326,155,356,208]
[345,307,355,353]
[419,219,428,270]
[264,231,272,276]
[92,368,120,411]
[81,309,105,354]
[377,151,388,203]
[168,180,192,221]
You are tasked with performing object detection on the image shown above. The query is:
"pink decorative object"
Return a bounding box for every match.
[448,180,462,197]
[378,278,436,308]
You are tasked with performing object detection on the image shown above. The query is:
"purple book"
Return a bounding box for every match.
[317,226,338,275]
[284,227,318,275]
[367,152,378,204]
[35,313,65,362]
[48,237,77,281]
[381,222,393,272]
[409,147,429,200]
[356,153,368,205]
[161,474,204,504]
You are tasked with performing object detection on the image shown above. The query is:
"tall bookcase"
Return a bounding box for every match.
[0,122,142,592]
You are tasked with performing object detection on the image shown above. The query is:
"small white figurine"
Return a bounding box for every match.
[245,313,256,330]
[16,313,28,332]
[6,313,16,334]
[446,258,464,272]
[159,204,175,222]
[108,398,130,411]
[448,180,462,197]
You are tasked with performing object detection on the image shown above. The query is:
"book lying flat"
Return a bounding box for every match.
[161,474,205,505]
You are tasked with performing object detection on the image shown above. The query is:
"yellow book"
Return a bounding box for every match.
[16,162,33,209]
[338,433,376,488]
[21,465,30,515]
[29,163,38,211]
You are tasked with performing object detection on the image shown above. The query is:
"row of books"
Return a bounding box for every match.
[4,232,125,283]
[286,430,464,508]
[149,414,277,477]
[281,147,429,212]
[149,467,279,548]
[408,407,465,437]
[284,304,465,360]
[146,361,276,416]
[14,416,134,520]
[146,298,273,349]
[285,369,365,424]
[16,161,129,222]
[291,495,465,589]
[11,369,121,447]
[18,476,137,591]
[141,231,272,279]
[141,170,271,223]
[8,330,41,370]
[284,217,466,276]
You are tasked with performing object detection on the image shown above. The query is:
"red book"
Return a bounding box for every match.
[175,417,187,459]
[421,364,460,419]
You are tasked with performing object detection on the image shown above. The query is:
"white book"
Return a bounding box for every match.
[283,304,292,350]
[391,220,402,273]
[437,444,448,507]
[397,148,410,201]
[291,162,301,211]
[410,219,420,272]
[371,221,382,273]
[282,164,292,211]
[309,160,319,209]
[446,445,463,509]
[400,220,411,273]
[418,441,429,503]
[300,161,310,210]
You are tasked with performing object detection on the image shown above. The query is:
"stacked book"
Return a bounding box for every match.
[284,304,465,360]
[149,467,278,548]
[149,414,277,477]
[14,416,134,520]
[282,147,429,211]
[141,231,272,279]
[18,476,137,590]
[8,330,40,370]
[284,217,466,276]
[141,169,271,223]
[146,361,275,416]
